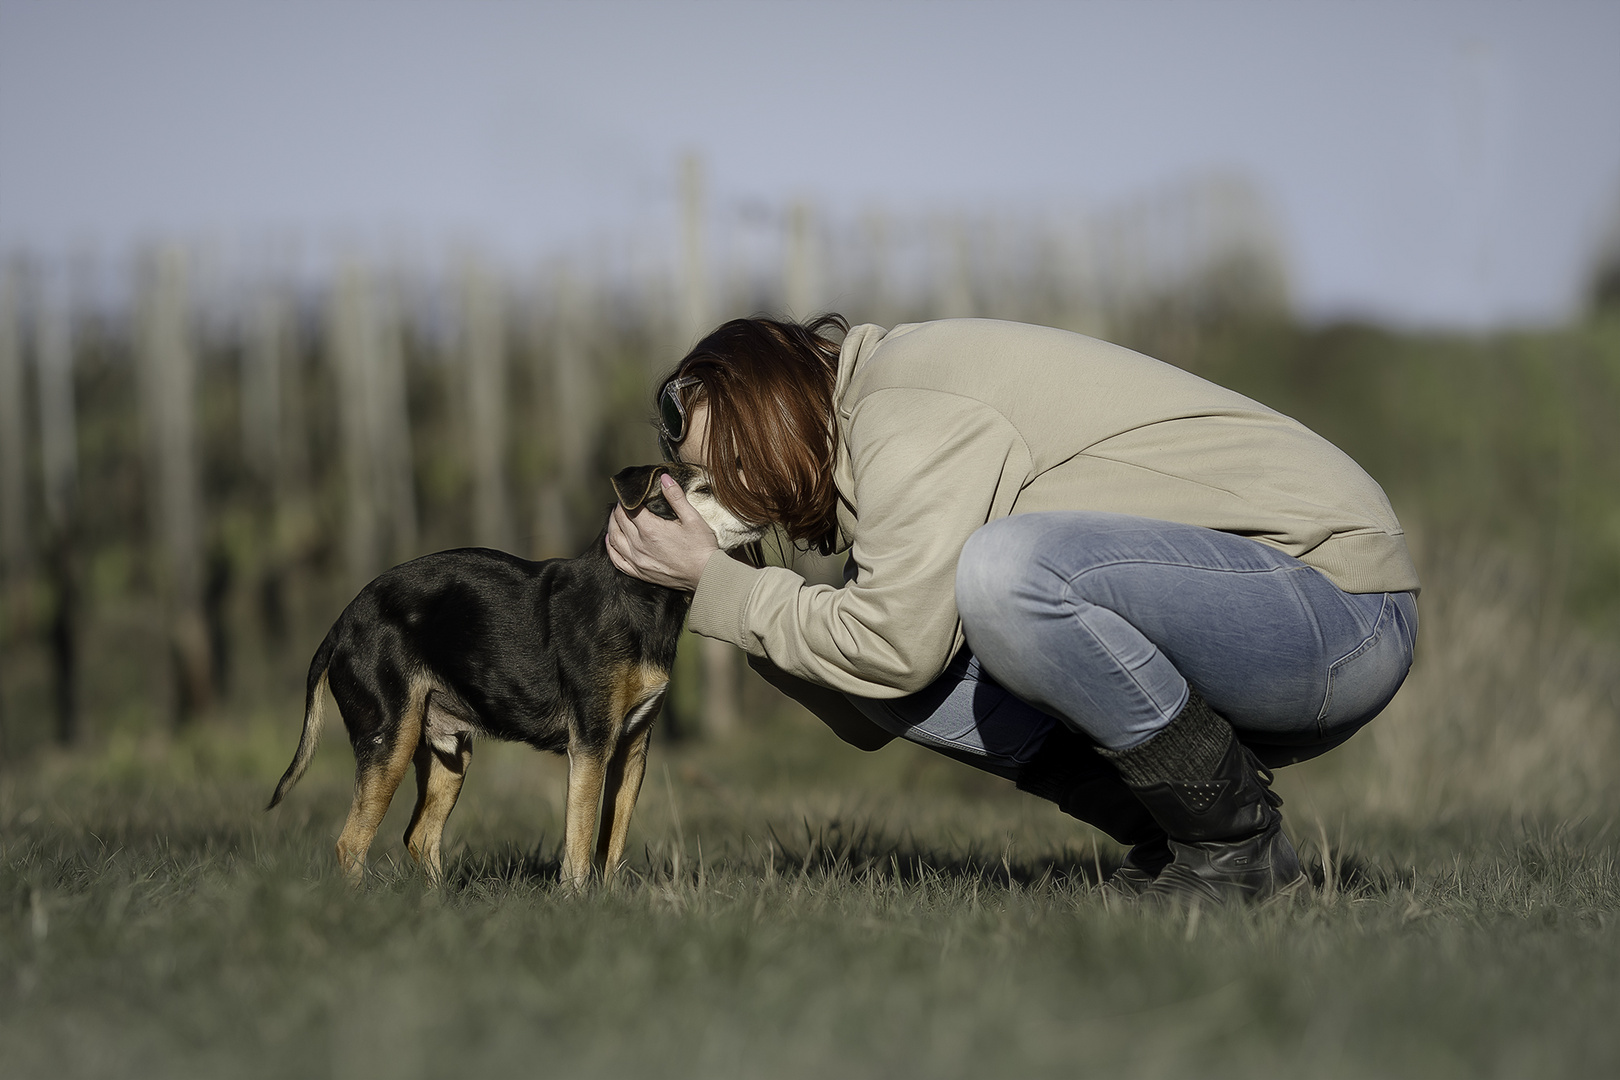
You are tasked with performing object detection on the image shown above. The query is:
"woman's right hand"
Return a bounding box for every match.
[605,472,720,592]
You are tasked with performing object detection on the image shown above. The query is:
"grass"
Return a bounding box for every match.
[4,650,1618,1079]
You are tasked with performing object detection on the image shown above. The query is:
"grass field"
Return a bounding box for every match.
[4,539,1619,1080]
[3,725,1617,1079]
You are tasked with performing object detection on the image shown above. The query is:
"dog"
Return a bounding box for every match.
[266,462,765,888]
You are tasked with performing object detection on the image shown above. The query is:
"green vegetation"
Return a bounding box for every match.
[4,705,1617,1079]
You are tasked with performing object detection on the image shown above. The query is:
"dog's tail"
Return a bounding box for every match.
[267,629,339,810]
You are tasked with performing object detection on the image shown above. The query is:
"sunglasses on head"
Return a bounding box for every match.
[657,375,703,461]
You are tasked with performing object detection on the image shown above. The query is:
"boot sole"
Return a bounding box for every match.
[1259,871,1308,906]
[1137,866,1307,909]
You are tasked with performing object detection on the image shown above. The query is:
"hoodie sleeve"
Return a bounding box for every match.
[687,389,1030,698]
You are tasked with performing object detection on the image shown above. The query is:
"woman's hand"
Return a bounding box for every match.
[605,473,720,592]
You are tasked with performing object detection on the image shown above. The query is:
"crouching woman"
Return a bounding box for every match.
[607,315,1418,905]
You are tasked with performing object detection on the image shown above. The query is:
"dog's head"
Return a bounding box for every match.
[611,462,767,552]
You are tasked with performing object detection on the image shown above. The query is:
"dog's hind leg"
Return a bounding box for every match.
[334,677,427,885]
[335,734,416,884]
[562,744,609,891]
[404,735,471,885]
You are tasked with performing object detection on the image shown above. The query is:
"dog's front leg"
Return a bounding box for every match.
[594,724,654,880]
[562,747,608,890]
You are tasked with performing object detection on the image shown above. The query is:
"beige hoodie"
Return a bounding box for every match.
[688,319,1418,700]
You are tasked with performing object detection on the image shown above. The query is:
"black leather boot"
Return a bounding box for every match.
[1098,836,1173,901]
[1015,723,1171,896]
[1097,692,1304,907]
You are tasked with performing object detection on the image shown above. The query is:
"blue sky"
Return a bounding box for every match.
[2,0,1617,327]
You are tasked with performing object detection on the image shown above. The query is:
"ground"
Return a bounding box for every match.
[3,694,1617,1080]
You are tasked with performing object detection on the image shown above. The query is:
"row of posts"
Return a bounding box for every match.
[0,254,659,744]
[0,170,781,746]
[1,164,1281,749]
[1,252,234,737]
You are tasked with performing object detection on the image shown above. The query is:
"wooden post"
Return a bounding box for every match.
[0,263,27,602]
[329,264,416,584]
[859,209,893,324]
[1063,212,1107,339]
[330,264,379,590]
[678,153,740,740]
[461,259,512,552]
[136,247,211,721]
[39,278,81,524]
[372,273,417,564]
[37,283,81,745]
[242,277,312,647]
[0,263,23,753]
[242,289,284,490]
[275,287,313,514]
[242,284,282,645]
[784,200,822,318]
[533,266,596,559]
[933,217,975,318]
[679,153,711,358]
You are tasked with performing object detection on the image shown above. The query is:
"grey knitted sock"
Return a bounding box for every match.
[1096,691,1233,788]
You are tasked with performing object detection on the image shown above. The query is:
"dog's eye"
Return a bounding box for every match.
[692,484,711,496]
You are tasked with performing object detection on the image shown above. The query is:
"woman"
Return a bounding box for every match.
[606,315,1418,905]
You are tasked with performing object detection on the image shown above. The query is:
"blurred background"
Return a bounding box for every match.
[1,0,1617,820]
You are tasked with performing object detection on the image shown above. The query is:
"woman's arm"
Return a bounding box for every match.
[689,391,1030,698]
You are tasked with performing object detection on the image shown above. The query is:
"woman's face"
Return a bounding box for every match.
[675,401,712,468]
[674,402,754,493]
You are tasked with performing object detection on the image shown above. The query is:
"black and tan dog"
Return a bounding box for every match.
[266,463,764,888]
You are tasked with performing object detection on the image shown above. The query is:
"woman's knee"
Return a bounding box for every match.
[955,516,1046,628]
[957,512,1126,618]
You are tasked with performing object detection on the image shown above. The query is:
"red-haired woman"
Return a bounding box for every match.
[607,316,1418,905]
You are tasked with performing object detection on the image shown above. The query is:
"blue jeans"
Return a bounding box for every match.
[848,512,1417,773]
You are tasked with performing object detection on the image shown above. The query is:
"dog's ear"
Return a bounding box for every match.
[611,465,679,521]
[611,465,660,510]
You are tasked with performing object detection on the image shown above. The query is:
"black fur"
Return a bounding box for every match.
[266,464,705,884]
[316,537,686,770]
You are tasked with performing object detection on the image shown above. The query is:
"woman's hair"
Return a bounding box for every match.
[660,313,848,555]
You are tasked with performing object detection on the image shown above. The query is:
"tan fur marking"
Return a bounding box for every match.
[606,664,640,731]
[640,664,671,705]
[603,663,669,729]
[593,723,655,877]
[562,748,609,890]
[333,672,431,885]
[404,734,472,884]
[560,663,670,887]
[589,666,668,879]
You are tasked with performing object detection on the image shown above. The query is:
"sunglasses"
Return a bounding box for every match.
[657,375,703,461]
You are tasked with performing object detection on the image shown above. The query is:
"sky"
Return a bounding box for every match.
[2,0,1618,328]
